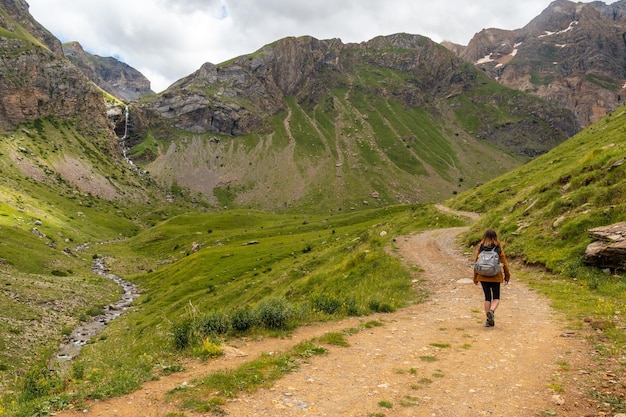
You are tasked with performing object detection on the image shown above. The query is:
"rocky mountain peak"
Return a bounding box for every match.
[450,0,626,127]
[62,41,154,102]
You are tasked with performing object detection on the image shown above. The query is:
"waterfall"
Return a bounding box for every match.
[120,105,135,167]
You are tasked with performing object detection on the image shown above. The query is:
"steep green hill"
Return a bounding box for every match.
[0,117,194,400]
[448,104,626,386]
[449,104,626,273]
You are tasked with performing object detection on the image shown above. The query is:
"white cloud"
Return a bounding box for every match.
[25,0,614,92]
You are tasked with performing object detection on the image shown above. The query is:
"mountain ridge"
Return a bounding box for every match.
[127,33,576,210]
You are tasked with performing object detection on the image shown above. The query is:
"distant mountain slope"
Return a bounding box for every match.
[446,0,626,127]
[63,41,154,102]
[129,34,578,211]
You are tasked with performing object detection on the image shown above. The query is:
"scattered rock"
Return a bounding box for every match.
[552,215,566,228]
[551,394,565,405]
[223,346,248,358]
[584,221,626,269]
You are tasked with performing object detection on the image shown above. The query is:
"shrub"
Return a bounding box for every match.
[256,297,294,329]
[343,297,362,316]
[172,318,194,350]
[311,294,342,315]
[196,311,230,336]
[368,299,396,313]
[231,306,259,332]
[21,366,63,401]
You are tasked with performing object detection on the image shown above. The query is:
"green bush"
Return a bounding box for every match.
[20,366,63,401]
[172,318,194,350]
[256,297,294,329]
[343,297,362,316]
[368,299,396,313]
[196,311,230,336]
[230,306,259,332]
[311,294,342,315]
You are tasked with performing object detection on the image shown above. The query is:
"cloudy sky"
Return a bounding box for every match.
[25,0,612,93]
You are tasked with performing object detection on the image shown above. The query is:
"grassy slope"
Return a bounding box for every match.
[448,104,626,373]
[3,104,626,413]
[141,85,521,213]
[4,204,468,415]
[0,118,194,402]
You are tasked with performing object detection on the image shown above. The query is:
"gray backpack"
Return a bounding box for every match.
[474,247,501,276]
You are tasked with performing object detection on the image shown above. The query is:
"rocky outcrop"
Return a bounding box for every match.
[0,1,108,131]
[584,222,626,270]
[0,38,108,131]
[63,41,154,102]
[447,0,626,128]
[139,36,344,135]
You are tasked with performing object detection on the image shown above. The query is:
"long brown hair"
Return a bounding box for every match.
[479,229,501,248]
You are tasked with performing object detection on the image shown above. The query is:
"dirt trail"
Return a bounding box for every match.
[58,226,598,417]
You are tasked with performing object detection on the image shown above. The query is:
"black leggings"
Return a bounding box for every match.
[480,282,501,302]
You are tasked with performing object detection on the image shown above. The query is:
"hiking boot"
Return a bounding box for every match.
[484,320,493,327]
[487,310,495,327]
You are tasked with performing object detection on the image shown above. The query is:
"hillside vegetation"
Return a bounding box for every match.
[449,104,626,379]
[3,105,626,415]
[1,197,467,415]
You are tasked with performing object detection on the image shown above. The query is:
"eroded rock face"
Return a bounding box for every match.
[584,222,626,269]
[0,0,63,55]
[63,41,154,102]
[0,39,108,131]
[0,1,108,131]
[446,0,626,128]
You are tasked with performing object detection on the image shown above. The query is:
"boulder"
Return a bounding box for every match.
[584,222,626,269]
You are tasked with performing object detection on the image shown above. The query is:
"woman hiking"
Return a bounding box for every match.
[473,229,510,327]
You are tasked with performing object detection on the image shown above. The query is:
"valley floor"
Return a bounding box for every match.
[57,227,608,417]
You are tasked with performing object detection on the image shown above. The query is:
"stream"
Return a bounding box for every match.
[51,257,140,372]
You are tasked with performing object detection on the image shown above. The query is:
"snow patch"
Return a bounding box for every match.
[538,21,578,38]
[476,54,494,65]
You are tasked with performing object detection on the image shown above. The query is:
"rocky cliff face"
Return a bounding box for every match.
[0,0,108,131]
[138,36,344,135]
[63,41,154,102]
[448,0,626,127]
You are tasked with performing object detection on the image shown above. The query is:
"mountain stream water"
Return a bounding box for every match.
[50,258,140,373]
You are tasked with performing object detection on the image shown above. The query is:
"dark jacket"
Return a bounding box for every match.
[473,244,511,284]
